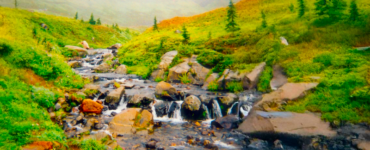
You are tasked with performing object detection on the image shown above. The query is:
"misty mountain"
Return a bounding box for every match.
[0,0,239,27]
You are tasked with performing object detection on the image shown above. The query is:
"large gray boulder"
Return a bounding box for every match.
[188,56,210,85]
[238,111,336,137]
[256,82,318,111]
[128,93,155,107]
[154,81,178,100]
[68,61,82,68]
[94,63,110,73]
[219,93,238,106]
[182,95,201,111]
[168,61,191,83]
[244,62,266,89]
[115,65,127,74]
[105,87,125,104]
[151,51,178,79]
[65,45,88,56]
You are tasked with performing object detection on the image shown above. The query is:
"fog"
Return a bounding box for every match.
[0,0,240,27]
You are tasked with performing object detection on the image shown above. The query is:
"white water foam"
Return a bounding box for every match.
[103,96,127,115]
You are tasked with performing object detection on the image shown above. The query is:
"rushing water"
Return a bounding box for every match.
[66,49,261,149]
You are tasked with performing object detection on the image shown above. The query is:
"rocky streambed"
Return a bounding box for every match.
[53,48,369,150]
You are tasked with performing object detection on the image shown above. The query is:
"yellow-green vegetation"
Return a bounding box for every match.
[0,7,136,149]
[257,66,273,92]
[179,73,191,84]
[226,81,243,93]
[118,0,370,123]
[208,81,219,91]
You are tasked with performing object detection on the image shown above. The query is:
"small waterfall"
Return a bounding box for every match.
[212,100,223,119]
[151,101,158,119]
[227,102,239,115]
[172,101,183,121]
[202,104,211,119]
[103,95,127,115]
[240,105,251,118]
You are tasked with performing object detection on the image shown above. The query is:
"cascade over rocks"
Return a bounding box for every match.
[151,51,178,80]
[80,99,104,114]
[105,87,125,105]
[155,81,178,100]
[182,95,201,111]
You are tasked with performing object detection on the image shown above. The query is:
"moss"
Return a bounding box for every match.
[226,81,243,93]
[179,73,191,84]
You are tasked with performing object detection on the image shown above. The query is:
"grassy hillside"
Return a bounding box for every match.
[0,0,239,27]
[118,0,370,124]
[0,7,136,149]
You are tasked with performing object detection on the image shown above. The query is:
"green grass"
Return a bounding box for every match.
[226,81,243,93]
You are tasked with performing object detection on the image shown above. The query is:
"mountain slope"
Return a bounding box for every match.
[0,0,240,27]
[118,0,370,123]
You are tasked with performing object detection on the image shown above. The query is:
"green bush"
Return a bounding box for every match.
[32,86,56,108]
[179,73,191,84]
[226,81,243,93]
[257,66,273,92]
[208,81,219,91]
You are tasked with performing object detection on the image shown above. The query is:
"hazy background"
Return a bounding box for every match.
[0,0,240,27]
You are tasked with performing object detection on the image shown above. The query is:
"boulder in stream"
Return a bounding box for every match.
[114,65,127,74]
[105,87,125,105]
[243,62,266,90]
[182,95,201,111]
[109,108,153,135]
[94,63,111,73]
[127,93,155,107]
[211,115,239,130]
[80,99,104,114]
[154,81,178,100]
[68,61,82,68]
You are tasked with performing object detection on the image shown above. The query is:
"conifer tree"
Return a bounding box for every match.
[225,0,240,32]
[298,0,305,17]
[14,0,18,8]
[328,0,347,19]
[97,18,101,25]
[153,16,159,31]
[89,13,96,25]
[261,10,267,28]
[182,25,190,44]
[74,12,78,20]
[315,0,329,16]
[349,0,359,21]
[81,18,84,23]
